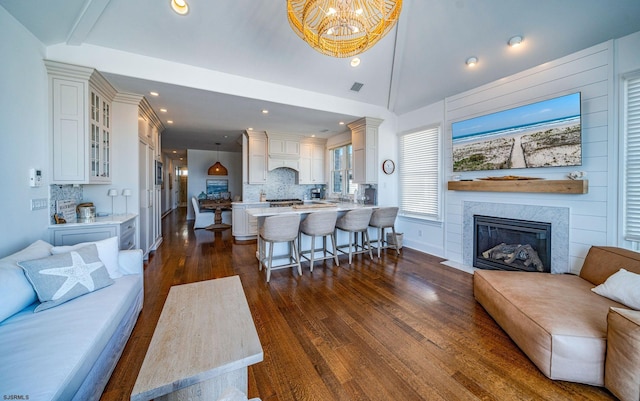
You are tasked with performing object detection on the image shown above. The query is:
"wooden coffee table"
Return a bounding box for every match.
[131,276,263,401]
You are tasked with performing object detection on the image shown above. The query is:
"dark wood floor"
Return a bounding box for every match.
[101,208,616,401]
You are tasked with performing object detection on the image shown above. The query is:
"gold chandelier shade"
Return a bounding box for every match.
[287,0,403,58]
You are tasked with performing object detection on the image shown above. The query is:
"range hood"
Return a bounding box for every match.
[267,158,299,171]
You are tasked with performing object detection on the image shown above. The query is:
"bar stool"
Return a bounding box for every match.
[369,207,401,258]
[259,214,302,282]
[335,208,373,265]
[298,211,339,272]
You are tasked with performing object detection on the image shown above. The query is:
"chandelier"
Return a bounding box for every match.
[287,0,403,58]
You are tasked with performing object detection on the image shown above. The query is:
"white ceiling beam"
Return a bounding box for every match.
[66,0,112,46]
[387,0,411,112]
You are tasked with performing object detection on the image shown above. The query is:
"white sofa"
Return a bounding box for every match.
[0,238,143,401]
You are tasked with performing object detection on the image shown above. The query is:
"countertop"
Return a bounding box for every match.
[49,213,137,228]
[246,202,375,217]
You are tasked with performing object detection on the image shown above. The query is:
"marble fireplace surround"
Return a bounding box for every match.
[463,202,570,274]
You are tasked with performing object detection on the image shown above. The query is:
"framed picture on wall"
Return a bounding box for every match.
[155,160,163,186]
[206,179,228,196]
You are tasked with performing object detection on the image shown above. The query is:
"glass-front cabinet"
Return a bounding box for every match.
[45,60,116,184]
[90,91,111,181]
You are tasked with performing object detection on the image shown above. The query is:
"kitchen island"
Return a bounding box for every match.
[246,201,375,218]
[247,202,377,274]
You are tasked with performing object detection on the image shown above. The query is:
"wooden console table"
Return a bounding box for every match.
[131,276,263,401]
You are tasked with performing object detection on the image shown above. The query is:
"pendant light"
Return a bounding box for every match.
[208,143,228,176]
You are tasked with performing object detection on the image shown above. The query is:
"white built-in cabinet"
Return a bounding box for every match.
[268,133,300,158]
[247,131,268,184]
[48,215,137,250]
[299,139,326,184]
[232,202,267,240]
[138,98,163,258]
[349,117,382,185]
[268,133,301,171]
[45,60,116,184]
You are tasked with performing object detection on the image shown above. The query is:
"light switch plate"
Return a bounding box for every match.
[31,198,48,210]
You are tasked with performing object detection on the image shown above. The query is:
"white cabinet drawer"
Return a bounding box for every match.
[49,215,138,250]
[52,226,117,246]
[120,229,136,250]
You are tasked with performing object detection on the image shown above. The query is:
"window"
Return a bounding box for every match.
[624,74,640,240]
[399,126,440,220]
[330,144,357,197]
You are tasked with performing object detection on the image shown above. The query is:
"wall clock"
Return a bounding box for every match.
[382,159,395,175]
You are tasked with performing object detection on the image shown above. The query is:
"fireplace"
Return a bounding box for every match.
[473,215,551,273]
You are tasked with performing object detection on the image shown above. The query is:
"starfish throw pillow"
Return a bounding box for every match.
[18,244,114,312]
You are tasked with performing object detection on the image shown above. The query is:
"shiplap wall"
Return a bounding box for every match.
[444,41,614,274]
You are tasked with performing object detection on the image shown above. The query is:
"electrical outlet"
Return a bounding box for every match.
[31,198,48,211]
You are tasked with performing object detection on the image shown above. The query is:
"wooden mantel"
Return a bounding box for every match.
[447,179,588,194]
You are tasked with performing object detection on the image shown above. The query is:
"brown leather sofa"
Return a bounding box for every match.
[474,246,640,401]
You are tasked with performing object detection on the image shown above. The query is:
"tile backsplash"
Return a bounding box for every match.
[243,168,321,201]
[49,185,83,223]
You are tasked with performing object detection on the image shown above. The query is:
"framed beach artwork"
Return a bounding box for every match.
[452,92,582,172]
[206,179,228,196]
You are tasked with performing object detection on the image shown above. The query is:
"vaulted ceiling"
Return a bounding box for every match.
[2,0,640,159]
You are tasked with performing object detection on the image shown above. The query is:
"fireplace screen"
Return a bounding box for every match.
[473,215,551,272]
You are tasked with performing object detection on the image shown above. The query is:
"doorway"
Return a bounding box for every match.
[177,166,188,207]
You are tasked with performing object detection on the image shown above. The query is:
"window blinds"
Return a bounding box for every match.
[624,75,640,240]
[399,126,440,219]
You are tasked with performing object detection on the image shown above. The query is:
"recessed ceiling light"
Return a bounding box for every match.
[339,121,345,125]
[150,91,159,97]
[224,135,228,138]
[167,120,174,124]
[311,134,316,138]
[466,57,478,67]
[350,57,361,67]
[261,109,269,114]
[172,150,177,153]
[160,108,167,113]
[508,35,523,47]
[247,127,253,131]
[171,0,189,15]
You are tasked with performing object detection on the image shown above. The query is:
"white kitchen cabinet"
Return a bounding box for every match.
[48,214,137,250]
[268,133,300,158]
[299,139,326,184]
[46,60,117,184]
[349,117,383,185]
[247,131,268,184]
[138,99,163,258]
[232,202,267,240]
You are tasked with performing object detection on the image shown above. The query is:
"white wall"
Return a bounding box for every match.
[186,149,242,220]
[397,33,640,273]
[0,8,49,255]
